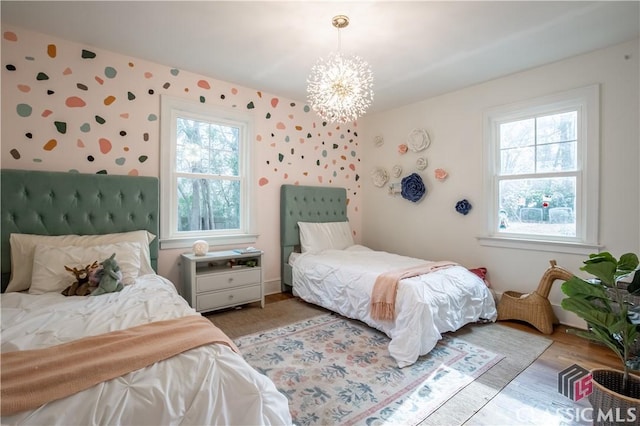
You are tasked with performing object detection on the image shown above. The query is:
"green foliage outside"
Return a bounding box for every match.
[176,117,241,231]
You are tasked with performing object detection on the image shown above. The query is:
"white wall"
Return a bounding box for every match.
[360,38,640,328]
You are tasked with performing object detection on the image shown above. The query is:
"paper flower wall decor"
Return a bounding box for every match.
[416,157,428,170]
[391,165,402,178]
[401,173,426,203]
[397,144,408,155]
[374,135,384,147]
[455,199,472,215]
[407,128,431,152]
[435,168,448,181]
[371,167,389,188]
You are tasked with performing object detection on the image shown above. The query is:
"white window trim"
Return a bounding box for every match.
[478,85,601,255]
[160,95,257,250]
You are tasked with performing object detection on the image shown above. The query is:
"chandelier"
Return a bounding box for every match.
[307,15,374,123]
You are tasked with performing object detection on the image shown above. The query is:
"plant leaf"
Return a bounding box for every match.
[561,277,608,299]
[582,258,617,286]
[618,253,639,274]
[585,252,616,265]
[567,326,624,362]
[561,298,615,325]
[562,252,640,373]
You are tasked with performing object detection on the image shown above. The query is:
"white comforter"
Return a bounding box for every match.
[1,274,292,426]
[292,245,497,368]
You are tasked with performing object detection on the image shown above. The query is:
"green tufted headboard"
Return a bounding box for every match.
[1,169,159,292]
[280,184,348,292]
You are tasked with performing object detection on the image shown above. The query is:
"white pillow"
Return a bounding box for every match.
[29,242,142,295]
[6,230,156,293]
[298,221,354,253]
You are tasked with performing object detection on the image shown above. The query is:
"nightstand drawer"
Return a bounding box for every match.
[182,250,264,313]
[196,285,262,312]
[196,268,261,293]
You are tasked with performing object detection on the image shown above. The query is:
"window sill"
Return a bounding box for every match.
[160,234,259,250]
[477,236,603,255]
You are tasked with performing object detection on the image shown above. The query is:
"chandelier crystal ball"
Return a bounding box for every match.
[307,52,374,123]
[306,15,374,124]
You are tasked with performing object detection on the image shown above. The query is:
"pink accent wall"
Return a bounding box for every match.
[1,26,363,289]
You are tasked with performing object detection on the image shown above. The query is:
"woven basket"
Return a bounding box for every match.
[588,368,640,425]
[497,290,557,334]
[497,260,573,334]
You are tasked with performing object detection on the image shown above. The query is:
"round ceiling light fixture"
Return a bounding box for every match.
[307,15,374,124]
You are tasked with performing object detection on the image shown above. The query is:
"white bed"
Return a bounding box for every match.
[280,184,496,368]
[0,170,292,426]
[1,274,291,425]
[291,245,497,368]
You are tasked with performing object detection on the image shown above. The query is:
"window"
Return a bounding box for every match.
[160,96,256,249]
[480,85,600,254]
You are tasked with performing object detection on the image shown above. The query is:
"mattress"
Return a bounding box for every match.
[1,274,292,425]
[291,245,498,367]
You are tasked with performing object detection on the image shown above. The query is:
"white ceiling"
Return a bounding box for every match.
[2,1,639,114]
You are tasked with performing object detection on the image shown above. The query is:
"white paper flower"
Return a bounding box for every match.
[407,128,431,152]
[374,135,384,147]
[392,165,402,178]
[371,167,389,188]
[416,157,428,170]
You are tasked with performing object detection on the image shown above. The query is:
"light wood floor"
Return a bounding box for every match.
[265,293,622,425]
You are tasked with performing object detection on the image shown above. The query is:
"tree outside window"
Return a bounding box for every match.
[481,85,600,253]
[176,117,240,232]
[160,96,256,249]
[498,111,577,237]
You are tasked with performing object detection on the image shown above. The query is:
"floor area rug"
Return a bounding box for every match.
[234,313,504,426]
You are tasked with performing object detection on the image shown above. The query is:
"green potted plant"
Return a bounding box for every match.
[561,252,640,411]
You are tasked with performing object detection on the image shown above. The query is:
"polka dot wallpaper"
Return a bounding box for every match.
[2,28,361,188]
[1,26,362,285]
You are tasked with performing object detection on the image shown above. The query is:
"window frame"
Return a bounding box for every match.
[160,95,257,249]
[479,85,601,254]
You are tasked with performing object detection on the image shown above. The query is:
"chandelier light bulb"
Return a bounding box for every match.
[307,15,374,123]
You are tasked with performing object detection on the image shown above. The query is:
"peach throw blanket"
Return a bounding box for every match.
[1,315,238,416]
[371,261,457,321]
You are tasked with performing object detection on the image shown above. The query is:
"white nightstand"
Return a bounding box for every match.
[181,249,264,314]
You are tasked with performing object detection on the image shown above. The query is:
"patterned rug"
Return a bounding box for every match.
[234,313,504,426]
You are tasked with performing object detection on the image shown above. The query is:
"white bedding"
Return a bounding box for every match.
[1,274,292,426]
[291,245,497,368]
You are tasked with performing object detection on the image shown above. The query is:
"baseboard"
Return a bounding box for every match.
[264,278,282,296]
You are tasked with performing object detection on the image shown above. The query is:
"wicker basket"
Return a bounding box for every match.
[588,368,640,425]
[497,260,573,335]
[497,290,557,334]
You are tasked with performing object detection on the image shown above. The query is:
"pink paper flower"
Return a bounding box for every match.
[398,144,408,154]
[435,168,448,181]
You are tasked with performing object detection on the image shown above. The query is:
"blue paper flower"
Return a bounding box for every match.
[401,173,426,203]
[455,199,472,215]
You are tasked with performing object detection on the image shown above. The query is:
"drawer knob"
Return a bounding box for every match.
[228,277,234,283]
[229,294,234,300]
